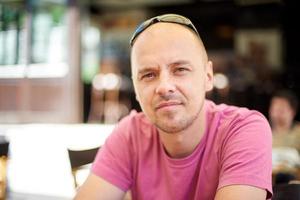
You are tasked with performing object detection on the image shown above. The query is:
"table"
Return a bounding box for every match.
[0,123,114,199]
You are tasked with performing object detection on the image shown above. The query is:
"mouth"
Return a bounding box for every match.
[155,101,183,111]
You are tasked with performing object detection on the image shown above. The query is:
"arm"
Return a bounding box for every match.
[74,173,125,200]
[79,115,135,200]
[215,185,266,200]
[217,111,273,199]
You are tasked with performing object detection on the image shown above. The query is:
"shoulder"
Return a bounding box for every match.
[111,110,155,141]
[98,110,156,159]
[206,100,269,127]
[206,101,273,197]
[116,110,153,131]
[205,100,271,140]
[206,99,263,119]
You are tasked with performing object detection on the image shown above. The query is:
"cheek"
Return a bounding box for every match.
[192,76,207,95]
[135,85,153,106]
[285,111,294,120]
[179,82,205,105]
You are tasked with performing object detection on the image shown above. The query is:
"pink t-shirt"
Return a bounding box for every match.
[92,100,273,199]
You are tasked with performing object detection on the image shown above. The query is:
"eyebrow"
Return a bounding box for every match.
[168,60,191,68]
[137,67,157,75]
[136,60,192,76]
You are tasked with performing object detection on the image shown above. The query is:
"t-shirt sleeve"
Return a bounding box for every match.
[217,111,273,199]
[91,116,133,192]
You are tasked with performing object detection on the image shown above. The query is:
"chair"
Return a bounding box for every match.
[67,146,100,188]
[272,183,300,200]
[68,146,132,200]
[0,140,9,200]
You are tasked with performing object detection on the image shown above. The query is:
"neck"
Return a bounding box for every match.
[158,111,206,159]
[273,123,293,134]
[273,126,291,133]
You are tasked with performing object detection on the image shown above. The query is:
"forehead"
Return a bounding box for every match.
[271,97,292,108]
[131,23,205,66]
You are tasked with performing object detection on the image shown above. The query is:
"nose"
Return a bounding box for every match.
[155,74,176,96]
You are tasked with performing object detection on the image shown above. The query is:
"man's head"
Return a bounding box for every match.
[130,14,213,133]
[269,90,299,130]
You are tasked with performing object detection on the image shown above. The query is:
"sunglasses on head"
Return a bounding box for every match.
[130,14,200,46]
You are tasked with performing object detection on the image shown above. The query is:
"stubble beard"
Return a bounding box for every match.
[153,105,203,134]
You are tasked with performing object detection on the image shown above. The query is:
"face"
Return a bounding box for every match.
[131,23,213,133]
[269,97,295,128]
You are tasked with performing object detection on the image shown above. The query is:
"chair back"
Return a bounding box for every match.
[67,146,100,188]
[272,183,300,200]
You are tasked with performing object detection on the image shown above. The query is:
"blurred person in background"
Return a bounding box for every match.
[269,89,300,184]
[269,90,300,135]
[75,14,272,200]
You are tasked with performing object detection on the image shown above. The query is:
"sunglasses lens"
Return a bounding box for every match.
[161,15,189,24]
[130,14,198,46]
[130,18,153,45]
[134,24,147,38]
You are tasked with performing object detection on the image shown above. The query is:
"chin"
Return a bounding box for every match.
[155,119,189,133]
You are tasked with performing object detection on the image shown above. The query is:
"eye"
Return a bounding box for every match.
[140,72,156,81]
[174,67,189,75]
[176,67,187,72]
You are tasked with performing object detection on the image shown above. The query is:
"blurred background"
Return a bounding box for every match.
[0,0,299,199]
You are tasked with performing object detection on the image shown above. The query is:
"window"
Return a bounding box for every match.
[0,0,68,78]
[0,3,26,65]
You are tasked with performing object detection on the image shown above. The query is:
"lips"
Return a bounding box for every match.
[155,101,182,110]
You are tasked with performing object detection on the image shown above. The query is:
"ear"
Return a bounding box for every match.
[132,78,140,103]
[135,94,140,103]
[205,60,214,91]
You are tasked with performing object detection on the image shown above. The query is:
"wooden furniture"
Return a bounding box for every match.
[67,146,100,188]
[0,140,9,200]
[272,183,300,200]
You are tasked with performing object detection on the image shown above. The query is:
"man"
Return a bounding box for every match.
[75,14,272,200]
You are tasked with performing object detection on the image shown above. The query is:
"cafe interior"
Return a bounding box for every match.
[0,0,299,199]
